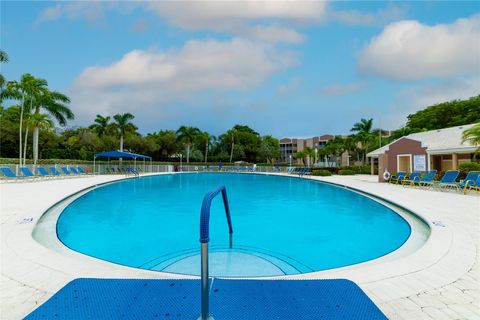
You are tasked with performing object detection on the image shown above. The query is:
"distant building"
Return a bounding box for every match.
[367,124,478,181]
[279,135,334,164]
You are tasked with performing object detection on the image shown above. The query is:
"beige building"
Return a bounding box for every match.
[367,124,478,182]
[279,135,334,165]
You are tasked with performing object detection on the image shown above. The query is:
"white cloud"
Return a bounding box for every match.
[331,5,407,26]
[358,15,480,80]
[36,1,326,43]
[398,77,480,109]
[146,1,328,31]
[246,25,305,44]
[70,38,298,124]
[36,2,112,25]
[320,82,366,96]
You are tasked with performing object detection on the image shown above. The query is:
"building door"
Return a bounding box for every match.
[397,155,412,172]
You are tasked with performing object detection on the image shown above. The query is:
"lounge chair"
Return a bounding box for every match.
[410,170,437,187]
[37,167,53,178]
[20,167,40,179]
[60,167,71,175]
[430,171,460,190]
[457,171,480,194]
[49,167,62,176]
[389,171,406,184]
[401,172,421,185]
[0,167,24,181]
[463,175,480,195]
[70,167,80,175]
[126,167,139,177]
[77,167,87,174]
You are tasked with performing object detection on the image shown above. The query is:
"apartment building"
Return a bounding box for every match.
[279,135,334,164]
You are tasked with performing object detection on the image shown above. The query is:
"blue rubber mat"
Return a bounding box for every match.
[24,279,387,320]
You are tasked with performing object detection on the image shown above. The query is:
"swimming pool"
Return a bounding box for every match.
[55,173,413,277]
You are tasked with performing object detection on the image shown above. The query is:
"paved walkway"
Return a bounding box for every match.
[1,173,479,319]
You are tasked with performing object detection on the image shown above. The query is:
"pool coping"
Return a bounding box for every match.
[1,172,478,319]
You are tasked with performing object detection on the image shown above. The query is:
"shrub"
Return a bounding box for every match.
[315,167,340,174]
[459,161,480,173]
[339,165,375,174]
[312,170,332,176]
[338,169,355,175]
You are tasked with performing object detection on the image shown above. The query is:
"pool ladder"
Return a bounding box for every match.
[198,185,233,320]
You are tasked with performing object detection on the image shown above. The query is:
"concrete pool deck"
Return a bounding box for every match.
[1,173,479,319]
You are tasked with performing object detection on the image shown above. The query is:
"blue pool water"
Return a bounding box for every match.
[57,173,411,276]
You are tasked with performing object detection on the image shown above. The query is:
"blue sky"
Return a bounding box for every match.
[2,1,479,137]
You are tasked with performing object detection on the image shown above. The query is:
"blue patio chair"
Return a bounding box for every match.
[70,167,80,175]
[401,172,421,185]
[60,167,71,175]
[20,167,40,179]
[410,170,437,187]
[37,167,53,178]
[430,171,460,190]
[463,175,480,195]
[49,167,62,176]
[389,171,406,184]
[77,167,86,174]
[457,171,480,194]
[0,167,24,181]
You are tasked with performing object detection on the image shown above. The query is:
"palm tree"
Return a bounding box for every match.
[4,74,48,165]
[197,131,211,164]
[351,118,373,164]
[113,113,137,151]
[225,128,237,163]
[463,123,480,158]
[89,115,112,137]
[0,50,8,62]
[31,88,72,164]
[176,126,200,163]
[0,49,8,89]
[303,147,315,166]
[294,151,307,166]
[25,113,54,163]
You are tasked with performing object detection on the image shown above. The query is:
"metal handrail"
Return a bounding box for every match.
[198,185,233,320]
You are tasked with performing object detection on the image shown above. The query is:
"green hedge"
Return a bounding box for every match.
[312,170,332,176]
[338,169,356,175]
[339,165,376,174]
[314,167,340,174]
[459,162,480,172]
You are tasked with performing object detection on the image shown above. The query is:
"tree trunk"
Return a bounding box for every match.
[23,125,29,166]
[229,141,234,163]
[120,135,124,151]
[205,142,208,164]
[186,143,190,163]
[33,126,39,165]
[18,94,24,165]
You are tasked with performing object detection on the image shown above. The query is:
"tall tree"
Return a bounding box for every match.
[176,125,200,163]
[351,118,373,164]
[225,128,237,163]
[294,151,307,166]
[113,113,137,151]
[196,131,211,164]
[4,74,48,165]
[89,115,112,137]
[406,95,480,131]
[31,88,72,164]
[462,123,480,146]
[26,113,54,163]
[0,49,8,92]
